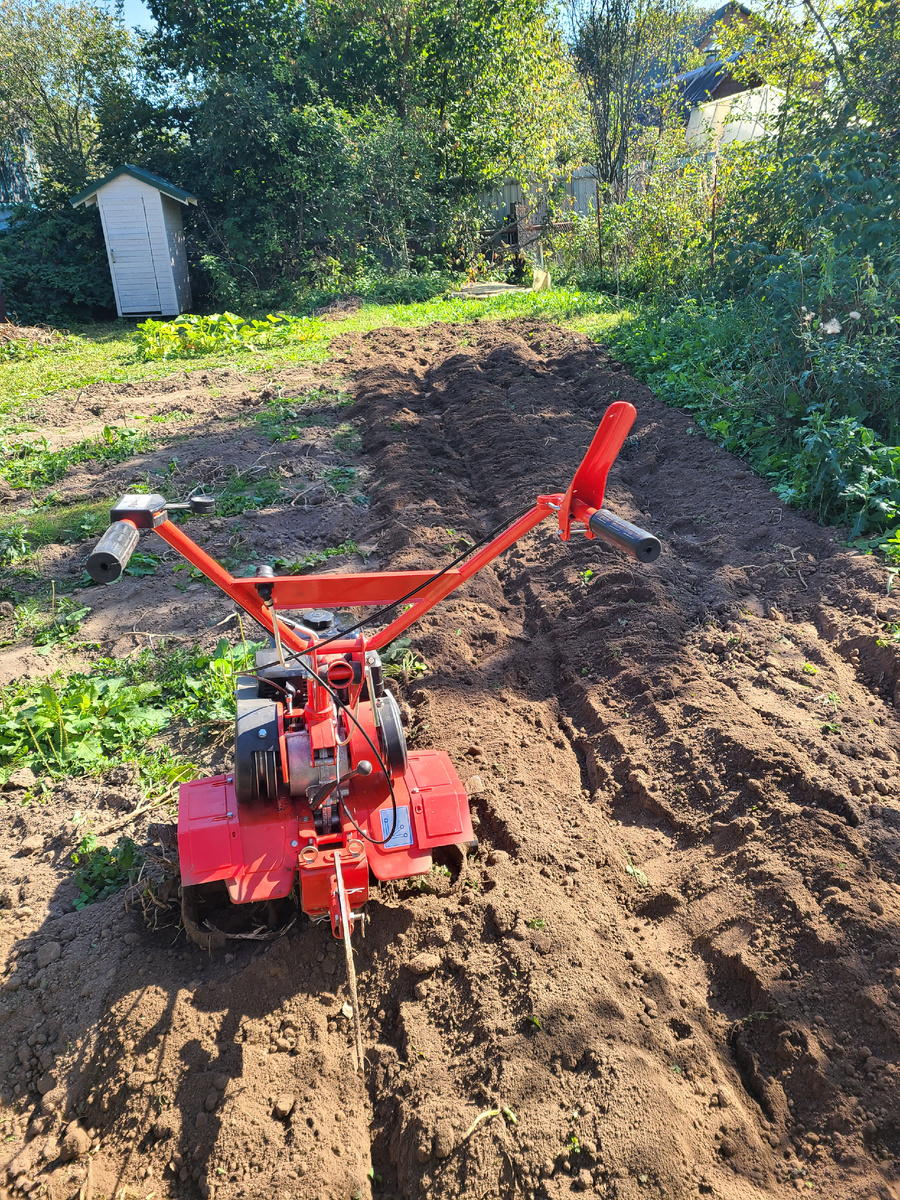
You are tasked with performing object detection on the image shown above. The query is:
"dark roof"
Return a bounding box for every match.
[70,165,197,208]
[693,2,752,49]
[669,50,744,104]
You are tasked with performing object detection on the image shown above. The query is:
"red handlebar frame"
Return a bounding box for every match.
[112,400,639,652]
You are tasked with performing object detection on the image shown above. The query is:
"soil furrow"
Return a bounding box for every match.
[338,319,900,1200]
[1,318,898,1200]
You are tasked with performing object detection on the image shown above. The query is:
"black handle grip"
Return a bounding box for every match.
[86,522,140,583]
[589,508,661,563]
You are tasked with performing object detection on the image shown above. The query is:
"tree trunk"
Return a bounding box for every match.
[0,279,9,324]
[595,180,604,285]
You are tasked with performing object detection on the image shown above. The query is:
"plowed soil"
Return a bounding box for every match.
[1,319,899,1200]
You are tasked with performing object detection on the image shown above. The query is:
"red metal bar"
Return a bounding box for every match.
[228,569,466,608]
[557,400,635,540]
[367,499,557,649]
[150,497,562,653]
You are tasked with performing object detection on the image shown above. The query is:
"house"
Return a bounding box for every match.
[70,165,197,318]
[671,3,782,147]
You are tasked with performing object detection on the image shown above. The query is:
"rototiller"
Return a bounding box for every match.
[87,401,659,943]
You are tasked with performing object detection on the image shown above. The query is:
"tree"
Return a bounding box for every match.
[567,0,698,278]
[0,0,136,195]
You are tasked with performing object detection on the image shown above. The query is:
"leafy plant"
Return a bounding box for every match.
[625,854,648,887]
[322,466,357,495]
[32,597,91,653]
[0,526,32,567]
[120,637,266,726]
[70,833,143,909]
[381,637,428,680]
[211,471,283,517]
[0,425,152,491]
[135,312,323,361]
[274,541,358,571]
[124,551,159,577]
[0,675,169,776]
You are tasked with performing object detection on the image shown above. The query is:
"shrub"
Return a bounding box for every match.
[0,203,115,324]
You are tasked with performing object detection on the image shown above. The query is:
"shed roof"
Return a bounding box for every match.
[70,165,197,209]
[669,50,747,104]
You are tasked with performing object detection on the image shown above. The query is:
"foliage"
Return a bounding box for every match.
[0,0,136,196]
[381,636,428,680]
[116,636,266,725]
[135,311,324,360]
[567,0,702,277]
[70,832,143,909]
[0,424,152,491]
[0,203,115,324]
[0,674,169,776]
[605,293,900,537]
[31,597,91,653]
[274,541,358,571]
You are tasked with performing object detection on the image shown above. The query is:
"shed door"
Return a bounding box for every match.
[101,197,162,314]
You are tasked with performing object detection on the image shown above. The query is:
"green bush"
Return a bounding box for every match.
[609,293,900,537]
[0,203,115,324]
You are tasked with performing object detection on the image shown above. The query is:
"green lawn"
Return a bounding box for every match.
[1,290,633,413]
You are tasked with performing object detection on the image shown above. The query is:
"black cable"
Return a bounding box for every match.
[278,501,536,662]
[310,669,399,846]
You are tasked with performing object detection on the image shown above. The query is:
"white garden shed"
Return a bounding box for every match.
[70,165,197,318]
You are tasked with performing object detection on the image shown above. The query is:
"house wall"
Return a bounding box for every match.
[481,166,605,227]
[686,84,783,148]
[161,195,192,313]
[95,174,180,317]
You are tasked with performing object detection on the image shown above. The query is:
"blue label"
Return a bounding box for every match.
[380,805,413,849]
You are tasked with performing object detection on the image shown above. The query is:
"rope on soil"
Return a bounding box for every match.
[335,850,365,1073]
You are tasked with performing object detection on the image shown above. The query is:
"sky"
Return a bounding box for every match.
[117,0,155,30]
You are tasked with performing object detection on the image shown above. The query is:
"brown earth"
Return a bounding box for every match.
[1,318,899,1200]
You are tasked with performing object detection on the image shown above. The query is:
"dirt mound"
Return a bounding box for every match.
[0,323,64,348]
[1,318,899,1200]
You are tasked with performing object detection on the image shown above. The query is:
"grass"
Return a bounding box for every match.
[0,424,152,491]
[0,498,110,558]
[0,635,262,785]
[0,292,629,416]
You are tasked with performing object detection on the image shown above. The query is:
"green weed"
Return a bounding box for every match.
[273,541,358,571]
[214,471,282,516]
[0,675,169,777]
[625,855,649,887]
[381,637,428,680]
[70,833,143,909]
[322,466,358,495]
[0,527,32,567]
[0,426,152,491]
[125,551,160,577]
[31,598,91,654]
[118,637,266,726]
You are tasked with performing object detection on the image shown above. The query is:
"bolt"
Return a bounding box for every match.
[258,728,268,738]
[290,840,298,848]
